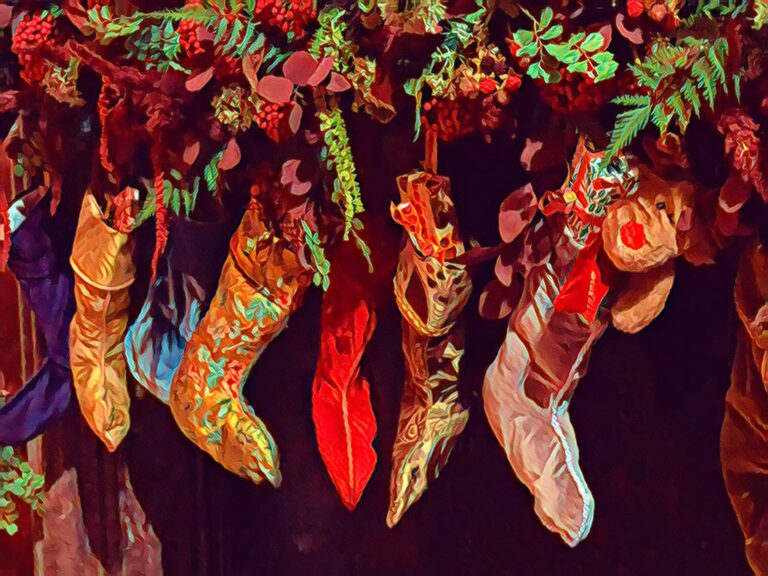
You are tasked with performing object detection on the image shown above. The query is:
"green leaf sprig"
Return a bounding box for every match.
[510,7,618,84]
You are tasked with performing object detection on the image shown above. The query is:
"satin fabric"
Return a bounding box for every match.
[388,170,472,527]
[484,264,606,546]
[69,193,135,452]
[169,201,310,487]
[0,198,73,445]
[125,216,232,403]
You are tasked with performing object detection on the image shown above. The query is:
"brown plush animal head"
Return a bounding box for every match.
[602,165,694,273]
[602,165,695,333]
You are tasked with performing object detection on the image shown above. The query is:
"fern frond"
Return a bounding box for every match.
[611,94,653,106]
[604,99,652,165]
[680,79,702,116]
[650,102,671,132]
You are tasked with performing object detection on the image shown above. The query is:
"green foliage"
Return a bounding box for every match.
[204,150,225,196]
[350,222,374,273]
[402,0,488,136]
[40,4,64,19]
[604,97,651,165]
[511,7,618,84]
[604,35,733,164]
[0,447,45,537]
[125,19,189,73]
[683,0,750,24]
[86,2,267,70]
[756,0,768,28]
[42,58,85,107]
[405,20,473,136]
[310,7,354,73]
[310,7,392,120]
[399,0,448,34]
[301,221,331,291]
[134,173,200,227]
[318,102,364,240]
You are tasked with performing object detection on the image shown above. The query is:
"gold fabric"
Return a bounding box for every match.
[169,201,309,487]
[69,193,135,452]
[387,170,472,527]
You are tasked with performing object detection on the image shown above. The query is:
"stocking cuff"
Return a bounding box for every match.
[70,193,136,290]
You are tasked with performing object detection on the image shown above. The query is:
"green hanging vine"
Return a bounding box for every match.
[317,101,364,240]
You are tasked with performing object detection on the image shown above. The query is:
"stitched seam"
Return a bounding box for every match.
[550,407,591,544]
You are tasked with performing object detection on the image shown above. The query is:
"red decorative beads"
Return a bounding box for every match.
[178,20,205,58]
[254,0,316,38]
[256,101,290,143]
[537,71,635,115]
[422,96,502,142]
[11,13,55,84]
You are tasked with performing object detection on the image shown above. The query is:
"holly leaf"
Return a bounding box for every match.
[0,5,12,28]
[183,141,200,166]
[218,138,241,171]
[327,72,351,92]
[307,57,334,86]
[257,75,293,103]
[289,102,303,133]
[283,51,319,86]
[499,183,537,243]
[185,67,214,92]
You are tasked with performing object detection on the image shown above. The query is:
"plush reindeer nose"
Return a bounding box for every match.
[619,221,648,250]
[602,198,678,273]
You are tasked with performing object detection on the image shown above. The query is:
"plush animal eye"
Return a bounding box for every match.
[656,202,666,210]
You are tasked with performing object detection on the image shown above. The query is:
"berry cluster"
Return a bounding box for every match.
[255,101,291,143]
[422,96,502,142]
[214,54,241,81]
[178,20,205,58]
[537,71,634,114]
[254,0,316,38]
[718,108,767,198]
[11,13,55,83]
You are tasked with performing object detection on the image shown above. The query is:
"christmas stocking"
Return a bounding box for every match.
[485,136,634,545]
[721,242,768,574]
[312,249,377,511]
[69,193,135,452]
[484,264,607,546]
[169,201,310,486]
[387,170,472,527]
[0,194,74,445]
[125,216,232,403]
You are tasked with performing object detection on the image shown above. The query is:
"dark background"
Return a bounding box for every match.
[1,110,753,575]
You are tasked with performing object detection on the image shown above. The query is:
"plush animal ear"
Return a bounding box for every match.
[611,261,675,334]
